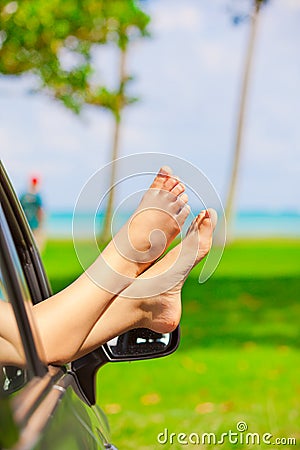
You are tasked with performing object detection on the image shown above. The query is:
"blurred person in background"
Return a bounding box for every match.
[20,176,45,251]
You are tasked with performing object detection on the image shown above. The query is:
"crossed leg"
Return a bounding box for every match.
[74,209,217,361]
[0,168,190,365]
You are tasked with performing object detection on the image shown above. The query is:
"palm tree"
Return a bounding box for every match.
[100,47,128,243]
[225,0,269,238]
[98,4,150,243]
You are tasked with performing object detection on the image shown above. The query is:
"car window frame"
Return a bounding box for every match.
[0,165,112,449]
[0,204,47,378]
[0,162,52,305]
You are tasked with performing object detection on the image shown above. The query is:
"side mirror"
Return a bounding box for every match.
[106,328,178,360]
[71,327,180,405]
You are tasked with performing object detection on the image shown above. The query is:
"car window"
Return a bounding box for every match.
[0,205,46,395]
[0,265,28,394]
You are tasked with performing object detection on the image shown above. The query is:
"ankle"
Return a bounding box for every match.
[138,294,181,334]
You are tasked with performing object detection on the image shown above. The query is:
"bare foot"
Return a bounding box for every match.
[87,167,190,294]
[127,208,218,333]
[113,166,189,262]
[75,209,218,360]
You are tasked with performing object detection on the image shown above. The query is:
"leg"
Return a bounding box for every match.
[0,302,25,365]
[31,168,190,364]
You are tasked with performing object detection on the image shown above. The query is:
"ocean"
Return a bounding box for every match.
[45,210,300,239]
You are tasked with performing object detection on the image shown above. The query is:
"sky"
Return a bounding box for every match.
[1,0,300,213]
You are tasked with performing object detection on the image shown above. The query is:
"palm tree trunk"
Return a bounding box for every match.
[101,48,127,243]
[225,1,261,239]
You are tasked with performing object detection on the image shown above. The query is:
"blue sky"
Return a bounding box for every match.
[1,0,300,213]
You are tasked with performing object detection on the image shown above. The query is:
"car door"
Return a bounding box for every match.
[0,166,110,450]
[1,161,180,450]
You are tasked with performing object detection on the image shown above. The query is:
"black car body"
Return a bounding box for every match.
[0,162,179,450]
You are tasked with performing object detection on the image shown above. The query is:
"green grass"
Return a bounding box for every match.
[42,238,300,449]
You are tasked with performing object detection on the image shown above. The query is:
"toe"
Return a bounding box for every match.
[173,193,189,214]
[207,208,218,230]
[150,166,173,189]
[196,209,218,256]
[163,175,180,191]
[171,182,185,197]
[196,210,207,225]
[199,209,217,233]
[160,165,173,175]
[179,193,188,204]
[177,204,191,226]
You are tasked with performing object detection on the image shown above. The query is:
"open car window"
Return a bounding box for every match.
[0,264,28,394]
[0,204,47,396]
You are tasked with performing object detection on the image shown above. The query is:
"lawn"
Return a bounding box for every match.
[42,239,300,449]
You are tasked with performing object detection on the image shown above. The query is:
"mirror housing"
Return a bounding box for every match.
[71,327,180,405]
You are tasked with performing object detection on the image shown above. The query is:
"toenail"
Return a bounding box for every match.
[160,166,173,175]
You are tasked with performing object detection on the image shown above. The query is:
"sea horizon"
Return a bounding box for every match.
[45,209,300,239]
